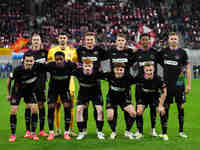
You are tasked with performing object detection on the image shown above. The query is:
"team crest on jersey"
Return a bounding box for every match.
[163,54,169,59]
[175,55,180,60]
[94,51,98,55]
[82,51,86,55]
[150,55,155,59]
[124,53,128,57]
[138,55,142,59]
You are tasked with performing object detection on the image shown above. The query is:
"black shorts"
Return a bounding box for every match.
[47,89,71,104]
[135,84,160,107]
[35,85,46,103]
[77,93,103,106]
[137,92,160,107]
[11,87,37,105]
[135,84,142,105]
[165,86,186,104]
[106,91,132,110]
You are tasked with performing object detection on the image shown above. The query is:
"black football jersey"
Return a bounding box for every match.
[135,75,166,93]
[9,64,42,90]
[72,68,103,95]
[108,47,133,74]
[132,48,161,76]
[45,61,77,90]
[103,72,136,94]
[77,46,108,73]
[158,47,189,91]
[25,49,48,85]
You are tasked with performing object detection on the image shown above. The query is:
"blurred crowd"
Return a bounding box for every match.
[0,0,200,49]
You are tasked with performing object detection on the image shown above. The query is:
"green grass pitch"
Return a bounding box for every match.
[0,78,200,150]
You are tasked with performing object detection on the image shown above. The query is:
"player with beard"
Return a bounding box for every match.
[76,32,108,137]
[48,32,78,137]
[72,58,105,140]
[108,33,136,139]
[158,32,191,141]
[24,33,48,138]
[7,52,41,142]
[132,33,162,139]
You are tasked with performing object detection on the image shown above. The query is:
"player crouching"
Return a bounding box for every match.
[73,58,105,140]
[7,52,40,142]
[46,51,77,141]
[104,62,136,140]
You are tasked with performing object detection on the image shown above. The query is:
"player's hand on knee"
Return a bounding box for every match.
[7,95,11,101]
[70,91,75,97]
[185,86,191,94]
[158,105,165,116]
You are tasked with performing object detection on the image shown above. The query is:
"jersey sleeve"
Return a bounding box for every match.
[182,50,189,66]
[76,46,83,63]
[9,67,19,80]
[71,48,78,63]
[157,76,167,90]
[47,48,54,61]
[71,68,80,77]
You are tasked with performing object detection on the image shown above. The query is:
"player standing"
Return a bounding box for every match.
[76,32,108,139]
[158,32,191,140]
[24,33,48,138]
[108,33,136,138]
[48,31,78,136]
[132,33,162,139]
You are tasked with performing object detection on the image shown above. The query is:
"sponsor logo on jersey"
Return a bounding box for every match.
[94,51,98,55]
[110,85,126,92]
[23,77,38,84]
[82,57,98,61]
[139,61,154,66]
[36,58,46,63]
[164,60,178,66]
[112,58,128,63]
[52,75,68,80]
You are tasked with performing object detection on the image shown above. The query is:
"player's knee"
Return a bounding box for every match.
[96,107,103,119]
[130,110,136,118]
[10,107,17,114]
[25,104,30,109]
[107,109,114,120]
[180,104,184,109]
[107,113,114,121]
[31,104,38,113]
[77,106,84,115]
[136,110,143,116]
